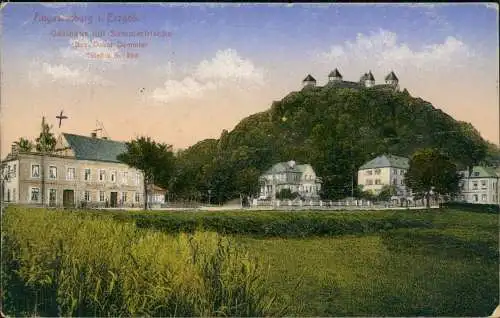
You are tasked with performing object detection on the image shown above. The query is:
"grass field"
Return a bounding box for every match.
[2,206,498,316]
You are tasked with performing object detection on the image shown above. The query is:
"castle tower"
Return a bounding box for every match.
[364,70,375,87]
[302,74,317,87]
[328,68,343,82]
[385,71,399,87]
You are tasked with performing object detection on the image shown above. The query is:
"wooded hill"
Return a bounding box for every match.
[170,85,499,203]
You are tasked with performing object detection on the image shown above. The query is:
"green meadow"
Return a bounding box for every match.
[2,206,498,316]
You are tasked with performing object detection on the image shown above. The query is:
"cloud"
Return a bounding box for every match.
[315,29,472,71]
[152,49,265,103]
[29,59,113,87]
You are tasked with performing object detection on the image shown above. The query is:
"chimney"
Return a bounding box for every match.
[11,143,19,155]
[91,132,97,138]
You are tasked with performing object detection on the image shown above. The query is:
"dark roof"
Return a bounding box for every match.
[62,133,127,163]
[385,71,398,81]
[303,74,316,82]
[459,166,499,178]
[359,73,368,82]
[328,68,342,78]
[326,81,363,89]
[359,154,409,170]
[367,71,375,81]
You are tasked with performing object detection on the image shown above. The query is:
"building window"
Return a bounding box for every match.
[13,189,16,202]
[135,173,140,185]
[10,164,17,178]
[111,171,117,183]
[473,194,478,202]
[99,191,105,202]
[30,187,40,202]
[122,192,127,203]
[84,191,91,202]
[473,172,479,177]
[481,180,487,188]
[393,169,397,174]
[31,164,40,178]
[66,168,76,180]
[122,171,128,184]
[49,189,57,204]
[375,179,381,185]
[366,179,373,185]
[49,166,57,179]
[392,178,397,185]
[365,170,373,175]
[472,182,478,190]
[99,169,106,181]
[84,168,91,181]
[135,192,140,203]
[374,169,381,175]
[400,170,405,175]
[481,194,487,201]
[400,180,404,185]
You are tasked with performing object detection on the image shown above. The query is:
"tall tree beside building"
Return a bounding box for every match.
[15,137,34,152]
[35,117,56,152]
[405,148,461,208]
[117,137,176,210]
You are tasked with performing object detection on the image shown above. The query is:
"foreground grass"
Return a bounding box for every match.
[2,206,498,316]
[2,207,286,317]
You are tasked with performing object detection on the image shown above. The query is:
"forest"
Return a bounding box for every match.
[169,86,499,203]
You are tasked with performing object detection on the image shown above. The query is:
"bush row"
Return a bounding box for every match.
[2,206,288,317]
[439,202,499,214]
[95,210,435,238]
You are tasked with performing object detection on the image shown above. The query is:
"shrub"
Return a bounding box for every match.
[440,202,499,214]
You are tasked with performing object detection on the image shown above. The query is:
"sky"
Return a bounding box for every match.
[1,2,499,157]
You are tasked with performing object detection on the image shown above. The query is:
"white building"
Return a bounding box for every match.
[357,154,410,200]
[1,132,145,208]
[456,166,500,205]
[259,160,322,200]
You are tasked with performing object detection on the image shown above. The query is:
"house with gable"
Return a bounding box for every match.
[357,154,410,199]
[258,160,322,200]
[457,166,499,205]
[1,132,145,208]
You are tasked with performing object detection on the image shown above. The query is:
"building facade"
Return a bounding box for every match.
[259,160,322,200]
[357,154,410,198]
[456,166,500,205]
[1,133,145,208]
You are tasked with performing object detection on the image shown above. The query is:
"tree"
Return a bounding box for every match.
[377,185,397,202]
[117,137,176,210]
[35,117,57,152]
[15,137,34,152]
[405,148,461,208]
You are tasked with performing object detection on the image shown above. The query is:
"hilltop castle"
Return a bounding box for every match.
[302,69,399,91]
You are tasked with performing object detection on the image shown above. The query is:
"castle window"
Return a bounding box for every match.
[374,169,381,175]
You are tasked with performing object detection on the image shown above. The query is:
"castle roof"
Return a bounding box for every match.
[367,71,375,81]
[359,73,368,82]
[328,68,342,78]
[385,71,398,81]
[303,74,316,82]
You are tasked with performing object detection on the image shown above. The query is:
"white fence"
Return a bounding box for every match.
[252,198,429,210]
